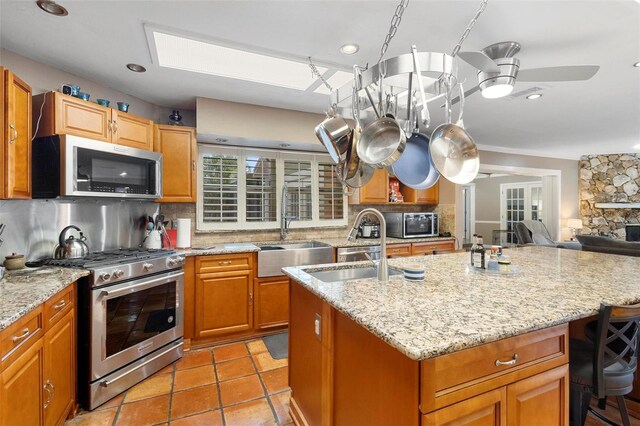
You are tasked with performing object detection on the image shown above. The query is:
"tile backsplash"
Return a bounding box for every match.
[160,203,455,246]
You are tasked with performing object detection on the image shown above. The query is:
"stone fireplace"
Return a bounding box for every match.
[579,154,640,239]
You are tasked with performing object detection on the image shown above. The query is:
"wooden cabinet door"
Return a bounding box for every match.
[289,281,324,426]
[154,125,196,202]
[423,388,507,426]
[112,110,153,151]
[355,168,388,204]
[0,338,43,426]
[416,181,439,204]
[4,70,32,199]
[254,277,289,330]
[54,93,112,142]
[506,365,568,426]
[43,309,74,426]
[195,271,253,338]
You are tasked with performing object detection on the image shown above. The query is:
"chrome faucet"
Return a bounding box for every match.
[280,182,296,240]
[347,208,389,283]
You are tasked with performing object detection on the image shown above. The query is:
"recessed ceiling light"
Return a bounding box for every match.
[215,137,228,143]
[526,93,542,100]
[126,63,146,73]
[36,0,68,16]
[279,143,291,148]
[151,31,326,90]
[339,44,360,55]
[634,61,640,68]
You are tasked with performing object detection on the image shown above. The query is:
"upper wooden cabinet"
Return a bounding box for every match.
[349,169,440,205]
[154,125,196,203]
[112,109,153,150]
[1,67,32,199]
[33,92,153,150]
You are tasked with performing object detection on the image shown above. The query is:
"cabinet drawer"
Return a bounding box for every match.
[43,284,75,331]
[386,243,412,257]
[196,253,254,274]
[0,307,43,367]
[412,241,455,256]
[421,324,568,412]
[432,324,567,392]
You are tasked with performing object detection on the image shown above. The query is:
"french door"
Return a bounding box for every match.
[500,182,543,245]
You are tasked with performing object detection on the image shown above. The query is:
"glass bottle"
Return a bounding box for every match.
[471,234,486,269]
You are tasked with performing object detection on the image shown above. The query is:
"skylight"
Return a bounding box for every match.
[314,71,354,95]
[152,31,326,91]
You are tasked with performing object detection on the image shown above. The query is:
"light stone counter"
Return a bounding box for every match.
[283,246,640,361]
[0,267,90,330]
[318,236,456,248]
[177,243,260,257]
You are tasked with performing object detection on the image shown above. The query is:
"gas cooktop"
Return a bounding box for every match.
[44,248,176,269]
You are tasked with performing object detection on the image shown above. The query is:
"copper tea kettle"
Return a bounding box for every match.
[53,225,90,259]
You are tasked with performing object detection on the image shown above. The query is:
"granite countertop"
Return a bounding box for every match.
[283,246,640,361]
[177,237,455,255]
[318,236,456,248]
[177,243,260,256]
[0,267,90,331]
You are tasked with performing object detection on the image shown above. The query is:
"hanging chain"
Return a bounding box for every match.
[451,0,489,58]
[377,0,410,65]
[308,57,333,92]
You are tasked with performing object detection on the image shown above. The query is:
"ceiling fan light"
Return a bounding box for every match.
[36,0,68,16]
[480,81,514,99]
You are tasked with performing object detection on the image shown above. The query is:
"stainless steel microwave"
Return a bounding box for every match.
[33,135,162,199]
[383,212,439,238]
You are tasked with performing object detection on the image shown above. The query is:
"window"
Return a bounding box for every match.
[197,146,347,231]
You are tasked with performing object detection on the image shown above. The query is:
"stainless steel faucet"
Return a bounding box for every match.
[347,208,389,283]
[280,182,296,240]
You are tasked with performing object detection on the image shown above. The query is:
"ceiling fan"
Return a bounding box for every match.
[450,41,600,103]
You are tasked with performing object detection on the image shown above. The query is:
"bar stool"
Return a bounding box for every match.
[569,302,640,426]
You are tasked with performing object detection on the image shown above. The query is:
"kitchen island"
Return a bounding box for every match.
[282,246,640,425]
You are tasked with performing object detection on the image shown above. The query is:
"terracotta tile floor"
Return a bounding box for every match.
[67,338,292,426]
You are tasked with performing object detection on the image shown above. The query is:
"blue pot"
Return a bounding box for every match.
[117,102,130,112]
[96,99,110,107]
[70,85,80,96]
[78,92,90,101]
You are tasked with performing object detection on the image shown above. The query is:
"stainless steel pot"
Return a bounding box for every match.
[429,81,479,185]
[53,225,90,259]
[314,108,351,164]
[357,63,406,168]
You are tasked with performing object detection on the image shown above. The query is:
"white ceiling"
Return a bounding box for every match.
[1,0,639,160]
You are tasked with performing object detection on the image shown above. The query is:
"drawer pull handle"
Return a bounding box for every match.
[12,328,30,342]
[53,300,66,310]
[218,261,232,265]
[9,124,17,144]
[495,353,518,367]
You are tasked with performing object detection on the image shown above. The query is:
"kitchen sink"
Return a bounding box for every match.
[306,266,403,282]
[257,241,334,277]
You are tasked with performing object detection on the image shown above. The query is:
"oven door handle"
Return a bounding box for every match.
[99,271,184,298]
[99,340,182,388]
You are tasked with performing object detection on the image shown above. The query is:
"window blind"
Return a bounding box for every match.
[245,156,277,222]
[202,153,239,222]
[318,163,344,220]
[284,160,312,221]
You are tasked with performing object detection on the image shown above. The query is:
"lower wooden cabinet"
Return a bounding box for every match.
[43,309,75,426]
[422,388,506,426]
[254,276,289,330]
[506,365,568,426]
[195,271,253,338]
[0,283,76,426]
[0,339,43,426]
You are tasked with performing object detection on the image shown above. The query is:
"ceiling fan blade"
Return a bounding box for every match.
[442,85,481,107]
[457,51,501,73]
[518,65,600,82]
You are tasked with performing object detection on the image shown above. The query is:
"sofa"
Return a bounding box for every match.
[576,235,640,257]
